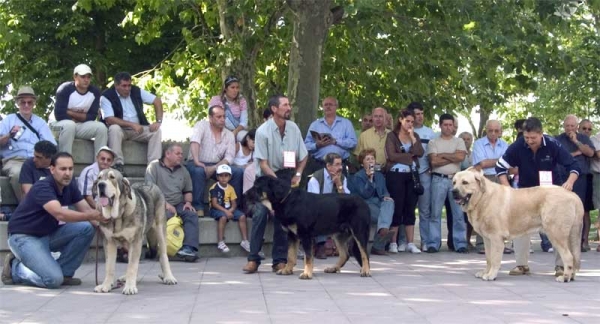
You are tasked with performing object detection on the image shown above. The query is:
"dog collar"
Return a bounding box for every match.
[280,189,292,203]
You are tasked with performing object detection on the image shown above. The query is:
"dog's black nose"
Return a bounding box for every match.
[98,182,106,191]
[451,189,460,196]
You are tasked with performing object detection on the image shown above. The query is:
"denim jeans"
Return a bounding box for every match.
[186,161,244,211]
[366,198,394,231]
[417,172,432,246]
[539,233,553,251]
[166,203,200,250]
[247,203,287,265]
[8,222,95,288]
[428,175,467,250]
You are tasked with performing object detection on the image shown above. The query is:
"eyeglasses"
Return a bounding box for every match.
[19,100,35,106]
[487,129,501,133]
[581,127,592,131]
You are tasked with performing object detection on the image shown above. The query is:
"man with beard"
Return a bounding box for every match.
[242,94,308,274]
[2,153,104,288]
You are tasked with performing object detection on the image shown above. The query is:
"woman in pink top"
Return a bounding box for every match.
[209,76,248,142]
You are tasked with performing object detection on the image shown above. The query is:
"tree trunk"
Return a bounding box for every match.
[286,0,333,135]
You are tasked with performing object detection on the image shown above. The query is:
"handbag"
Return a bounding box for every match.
[411,156,425,196]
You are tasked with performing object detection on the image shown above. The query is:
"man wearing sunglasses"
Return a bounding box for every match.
[0,86,56,202]
[578,118,596,252]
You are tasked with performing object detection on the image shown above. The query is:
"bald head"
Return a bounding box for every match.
[371,107,387,130]
[563,114,579,134]
[485,119,502,142]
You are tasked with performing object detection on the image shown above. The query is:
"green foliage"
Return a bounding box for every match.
[0,0,598,136]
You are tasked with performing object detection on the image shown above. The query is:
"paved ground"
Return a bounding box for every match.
[1,244,599,324]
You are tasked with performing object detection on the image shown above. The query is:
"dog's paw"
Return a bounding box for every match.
[481,273,497,281]
[556,275,571,283]
[360,270,371,277]
[276,268,293,275]
[159,274,178,285]
[298,272,312,280]
[475,270,485,278]
[122,284,138,295]
[324,267,339,273]
[94,284,112,293]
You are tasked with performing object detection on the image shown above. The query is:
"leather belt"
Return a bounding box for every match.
[432,172,454,179]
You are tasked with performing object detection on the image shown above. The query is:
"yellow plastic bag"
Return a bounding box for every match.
[166,215,184,257]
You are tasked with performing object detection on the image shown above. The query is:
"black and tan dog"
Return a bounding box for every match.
[245,176,371,279]
[92,169,177,294]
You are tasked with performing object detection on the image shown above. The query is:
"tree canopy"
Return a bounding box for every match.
[1,0,598,138]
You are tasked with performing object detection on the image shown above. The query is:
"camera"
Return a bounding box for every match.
[11,127,25,140]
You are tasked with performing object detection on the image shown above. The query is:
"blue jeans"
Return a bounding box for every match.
[540,233,553,251]
[247,203,287,265]
[428,175,467,250]
[417,172,432,246]
[366,198,394,232]
[8,222,95,288]
[166,203,200,250]
[186,161,244,211]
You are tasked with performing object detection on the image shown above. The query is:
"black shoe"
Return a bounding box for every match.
[456,247,469,254]
[116,248,129,263]
[370,247,387,256]
[425,247,438,253]
[113,164,127,177]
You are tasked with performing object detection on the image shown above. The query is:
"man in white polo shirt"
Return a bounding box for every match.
[53,64,108,156]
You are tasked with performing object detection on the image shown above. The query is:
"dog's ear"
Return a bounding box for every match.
[474,172,486,194]
[270,177,290,200]
[91,179,98,199]
[122,178,133,200]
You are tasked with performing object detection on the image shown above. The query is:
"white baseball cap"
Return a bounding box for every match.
[73,64,93,76]
[216,164,232,175]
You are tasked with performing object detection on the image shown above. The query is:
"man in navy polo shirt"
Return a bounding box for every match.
[2,152,104,288]
[496,117,580,277]
[18,140,57,197]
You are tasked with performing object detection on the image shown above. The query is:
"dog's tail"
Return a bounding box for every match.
[569,216,583,273]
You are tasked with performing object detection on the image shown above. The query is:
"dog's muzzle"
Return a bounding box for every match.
[97,182,115,207]
[452,189,472,206]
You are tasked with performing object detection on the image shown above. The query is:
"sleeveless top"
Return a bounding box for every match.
[233,146,252,166]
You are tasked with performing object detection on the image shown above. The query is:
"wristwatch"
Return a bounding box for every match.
[295,172,301,177]
[157,119,162,123]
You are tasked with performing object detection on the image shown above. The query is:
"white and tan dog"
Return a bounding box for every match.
[93,169,177,294]
[452,168,583,282]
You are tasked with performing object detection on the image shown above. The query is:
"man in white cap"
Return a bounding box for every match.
[78,146,115,209]
[100,71,163,174]
[0,86,56,202]
[52,64,108,157]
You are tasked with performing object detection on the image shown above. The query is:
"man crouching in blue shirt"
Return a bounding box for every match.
[2,152,105,288]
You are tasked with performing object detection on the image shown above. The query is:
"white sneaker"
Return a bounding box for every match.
[388,243,399,253]
[218,241,230,253]
[407,243,421,254]
[547,247,554,253]
[397,243,407,252]
[240,240,251,253]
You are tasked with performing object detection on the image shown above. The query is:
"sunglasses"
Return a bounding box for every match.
[581,127,592,131]
[19,100,35,106]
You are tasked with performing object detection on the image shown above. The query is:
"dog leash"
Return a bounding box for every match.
[95,233,100,286]
[94,229,123,291]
